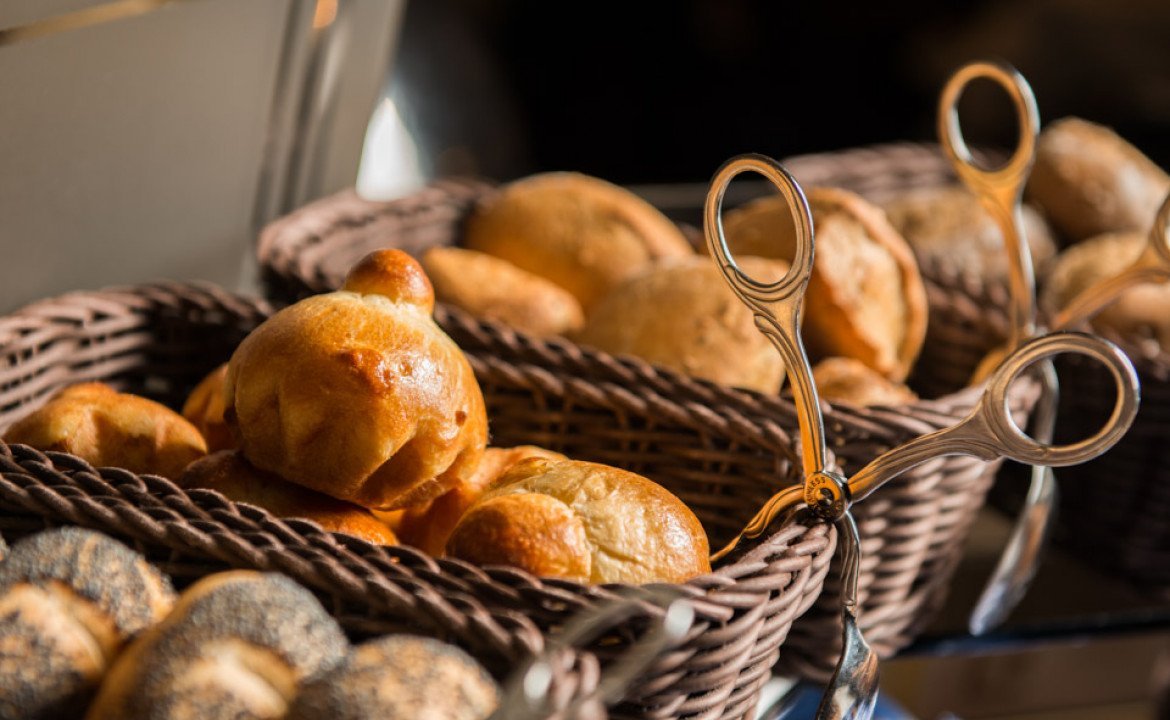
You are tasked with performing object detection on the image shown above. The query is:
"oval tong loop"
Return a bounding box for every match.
[939,59,1040,349]
[495,587,696,720]
[704,154,836,510]
[1051,190,1170,332]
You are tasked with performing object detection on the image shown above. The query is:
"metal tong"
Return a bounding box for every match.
[704,153,1141,720]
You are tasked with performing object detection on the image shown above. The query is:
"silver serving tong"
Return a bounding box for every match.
[704,154,1141,720]
[937,59,1052,635]
[495,587,696,720]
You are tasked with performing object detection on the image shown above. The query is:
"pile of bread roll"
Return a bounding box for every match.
[0,526,500,719]
[3,249,711,586]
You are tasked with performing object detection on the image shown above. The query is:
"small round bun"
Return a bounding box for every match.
[577,255,789,392]
[88,571,348,720]
[813,357,918,408]
[421,246,585,337]
[182,363,235,452]
[287,635,499,720]
[4,383,208,479]
[447,459,710,584]
[180,451,398,546]
[1028,117,1170,242]
[463,172,694,311]
[397,445,566,556]
[226,249,488,510]
[723,187,927,380]
[0,528,176,719]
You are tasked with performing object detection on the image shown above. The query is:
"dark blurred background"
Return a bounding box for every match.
[390,0,1170,184]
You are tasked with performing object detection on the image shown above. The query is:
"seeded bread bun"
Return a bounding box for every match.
[182,363,235,453]
[179,451,398,546]
[87,571,347,720]
[463,172,694,311]
[226,250,488,511]
[420,247,585,337]
[0,528,176,719]
[577,255,790,392]
[447,458,710,584]
[4,383,207,479]
[1028,117,1170,242]
[287,635,499,720]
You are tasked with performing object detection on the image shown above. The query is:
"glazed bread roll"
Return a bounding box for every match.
[722,186,928,381]
[88,571,347,720]
[4,383,207,479]
[447,458,710,584]
[420,246,585,337]
[180,451,398,546]
[463,172,694,311]
[813,357,918,408]
[577,255,789,393]
[1028,117,1170,242]
[882,186,1057,278]
[182,363,235,452]
[396,445,566,556]
[1042,232,1170,351]
[226,250,488,510]
[287,635,499,720]
[0,528,176,719]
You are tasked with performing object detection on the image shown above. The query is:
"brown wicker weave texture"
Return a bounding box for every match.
[255,144,1041,682]
[0,283,835,720]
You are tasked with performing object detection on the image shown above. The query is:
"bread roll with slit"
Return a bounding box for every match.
[4,383,207,479]
[447,458,710,584]
[87,571,347,720]
[179,451,398,546]
[287,635,499,720]
[183,363,235,452]
[225,250,488,510]
[0,527,176,719]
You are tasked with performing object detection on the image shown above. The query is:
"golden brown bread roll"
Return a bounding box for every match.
[1042,231,1170,351]
[0,528,176,719]
[463,172,694,311]
[420,246,585,337]
[286,635,499,720]
[722,186,928,381]
[447,458,710,584]
[182,363,235,452]
[179,451,398,546]
[882,186,1057,278]
[1027,117,1170,243]
[226,250,488,510]
[87,571,348,720]
[813,357,918,407]
[576,255,789,392]
[4,383,207,479]
[396,445,566,556]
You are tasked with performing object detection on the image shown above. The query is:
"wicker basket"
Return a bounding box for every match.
[0,282,836,720]
[256,143,1041,681]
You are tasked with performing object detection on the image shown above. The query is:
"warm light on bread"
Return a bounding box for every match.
[813,357,918,407]
[182,364,235,452]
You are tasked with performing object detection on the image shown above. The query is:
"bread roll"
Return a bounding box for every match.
[396,445,566,556]
[88,571,347,720]
[183,363,235,452]
[226,250,488,510]
[287,635,499,720]
[420,246,585,337]
[882,186,1057,278]
[813,357,918,407]
[1042,231,1170,351]
[447,458,710,584]
[1028,117,1170,242]
[0,528,176,719]
[722,187,928,381]
[180,451,398,546]
[463,172,694,311]
[577,255,789,392]
[4,383,207,479]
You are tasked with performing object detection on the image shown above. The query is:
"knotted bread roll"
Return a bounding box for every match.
[225,250,488,510]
